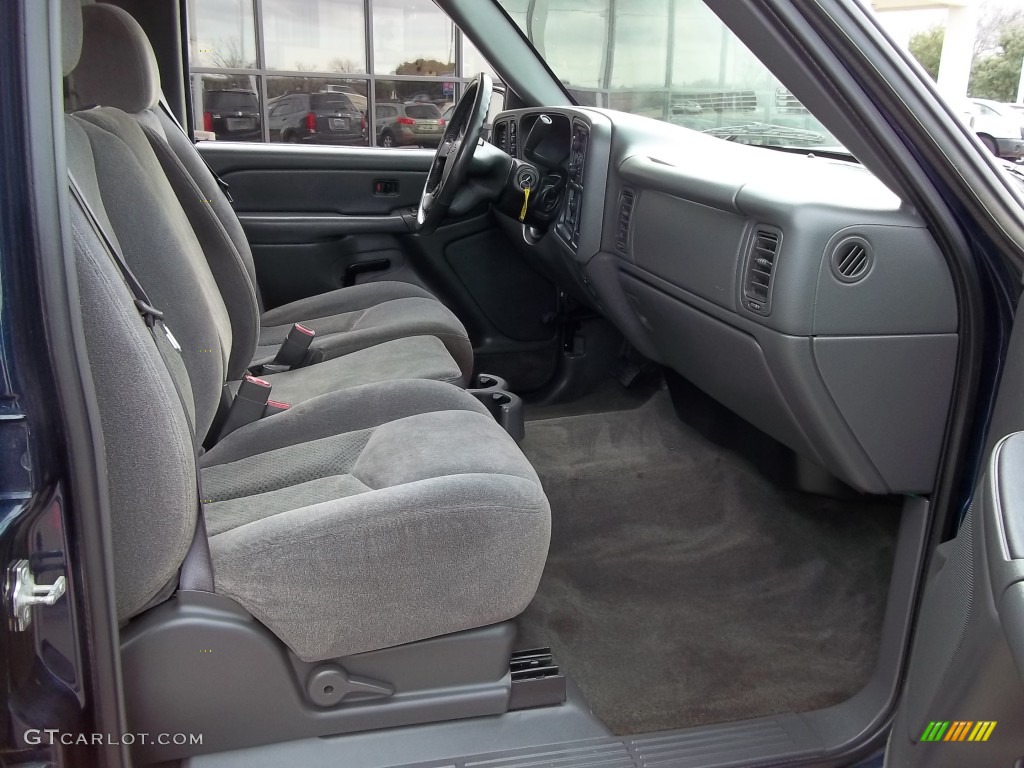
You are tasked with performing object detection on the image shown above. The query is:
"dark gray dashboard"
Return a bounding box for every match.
[491,107,957,495]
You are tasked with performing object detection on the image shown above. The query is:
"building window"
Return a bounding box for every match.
[372,0,455,76]
[188,0,258,69]
[186,0,499,147]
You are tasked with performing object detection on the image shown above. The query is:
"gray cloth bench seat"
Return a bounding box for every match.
[62,0,551,665]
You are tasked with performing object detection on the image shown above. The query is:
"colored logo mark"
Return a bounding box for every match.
[920,721,996,742]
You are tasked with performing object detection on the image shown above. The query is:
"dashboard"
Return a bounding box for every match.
[489,107,958,496]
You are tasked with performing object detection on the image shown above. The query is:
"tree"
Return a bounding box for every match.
[394,58,454,77]
[973,3,1024,57]
[328,57,361,74]
[209,39,254,70]
[906,3,1024,101]
[909,25,944,80]
[969,21,1024,101]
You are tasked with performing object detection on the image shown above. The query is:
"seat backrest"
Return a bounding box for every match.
[64,1,261,441]
[71,2,263,381]
[62,8,197,620]
[69,105,233,442]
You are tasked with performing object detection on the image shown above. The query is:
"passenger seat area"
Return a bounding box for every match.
[60,1,550,760]
[69,1,474,395]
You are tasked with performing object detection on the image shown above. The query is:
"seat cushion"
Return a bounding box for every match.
[231,336,464,406]
[200,380,551,661]
[256,282,473,382]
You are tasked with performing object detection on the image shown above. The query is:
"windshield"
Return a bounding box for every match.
[496,0,844,152]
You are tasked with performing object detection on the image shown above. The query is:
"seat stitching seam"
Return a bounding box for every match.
[204,472,371,533]
[210,499,548,541]
[302,330,470,346]
[262,296,449,326]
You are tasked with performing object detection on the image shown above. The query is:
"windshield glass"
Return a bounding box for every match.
[496,0,844,152]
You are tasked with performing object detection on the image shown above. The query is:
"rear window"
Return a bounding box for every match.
[206,91,258,111]
[405,104,441,119]
[311,93,356,111]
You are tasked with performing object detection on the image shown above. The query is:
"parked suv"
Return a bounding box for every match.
[201,89,261,141]
[267,91,364,145]
[368,102,446,147]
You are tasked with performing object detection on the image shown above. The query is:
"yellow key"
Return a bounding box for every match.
[519,186,531,222]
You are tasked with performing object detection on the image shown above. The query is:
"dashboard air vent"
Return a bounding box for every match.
[616,188,636,255]
[743,227,781,314]
[830,236,872,283]
[492,120,509,153]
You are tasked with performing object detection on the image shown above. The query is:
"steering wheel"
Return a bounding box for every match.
[416,73,493,233]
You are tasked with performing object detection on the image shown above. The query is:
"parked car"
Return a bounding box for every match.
[964,98,1024,160]
[201,88,261,141]
[369,101,446,147]
[323,83,367,113]
[670,99,703,115]
[267,91,363,145]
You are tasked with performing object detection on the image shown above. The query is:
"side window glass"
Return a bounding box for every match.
[186,0,502,147]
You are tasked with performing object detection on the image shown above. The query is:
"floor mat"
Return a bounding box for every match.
[517,391,901,735]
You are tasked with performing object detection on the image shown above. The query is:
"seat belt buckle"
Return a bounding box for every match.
[272,323,315,369]
[216,375,272,441]
[263,400,290,417]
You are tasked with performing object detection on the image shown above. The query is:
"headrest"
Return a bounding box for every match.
[61,0,82,77]
[73,3,161,113]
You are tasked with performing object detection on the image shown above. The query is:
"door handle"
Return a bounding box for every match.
[373,179,399,196]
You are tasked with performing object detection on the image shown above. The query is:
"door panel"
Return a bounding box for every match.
[243,234,411,310]
[885,440,1024,766]
[224,168,425,215]
[198,142,560,390]
[886,287,1024,766]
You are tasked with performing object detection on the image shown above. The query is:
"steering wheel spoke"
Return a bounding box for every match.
[415,73,493,234]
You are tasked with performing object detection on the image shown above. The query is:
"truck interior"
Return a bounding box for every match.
[9,0,1024,766]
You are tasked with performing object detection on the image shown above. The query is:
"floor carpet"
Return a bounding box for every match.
[517,388,901,735]
[525,376,664,422]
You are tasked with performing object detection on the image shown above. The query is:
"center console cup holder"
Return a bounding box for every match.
[468,373,525,442]
[472,373,510,391]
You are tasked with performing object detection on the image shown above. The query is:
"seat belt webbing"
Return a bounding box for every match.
[68,171,215,592]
